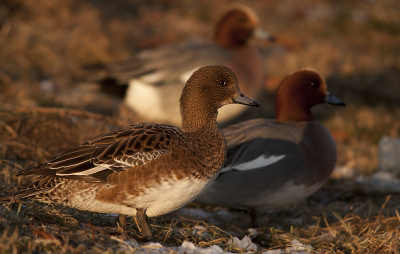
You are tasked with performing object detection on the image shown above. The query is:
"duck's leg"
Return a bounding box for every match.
[136,208,153,241]
[118,214,127,234]
[249,208,258,228]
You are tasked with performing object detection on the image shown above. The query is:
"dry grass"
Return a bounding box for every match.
[264,196,400,253]
[1,185,400,253]
[1,0,400,253]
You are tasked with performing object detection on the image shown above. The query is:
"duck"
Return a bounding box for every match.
[4,65,259,241]
[194,68,345,228]
[106,5,274,125]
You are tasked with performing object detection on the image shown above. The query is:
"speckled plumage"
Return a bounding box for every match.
[7,65,259,240]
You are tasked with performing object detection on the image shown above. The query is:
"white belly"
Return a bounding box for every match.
[59,177,212,217]
[130,177,212,217]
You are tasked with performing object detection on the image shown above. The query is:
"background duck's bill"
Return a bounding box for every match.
[324,92,345,106]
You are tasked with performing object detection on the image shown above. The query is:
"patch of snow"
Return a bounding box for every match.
[228,236,257,252]
[247,228,258,239]
[192,225,206,235]
[178,241,226,254]
[379,136,400,174]
[179,241,198,252]
[331,165,356,179]
[263,239,313,254]
[263,250,284,254]
[144,242,164,248]
[285,239,313,252]
[40,79,56,93]
[119,240,230,254]
[199,245,225,254]
[357,172,400,193]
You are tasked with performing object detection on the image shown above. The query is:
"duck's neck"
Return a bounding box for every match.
[180,102,220,131]
[214,32,248,49]
[275,96,314,123]
[213,22,250,49]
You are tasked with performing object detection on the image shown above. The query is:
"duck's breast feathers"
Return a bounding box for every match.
[108,43,232,85]
[17,123,182,183]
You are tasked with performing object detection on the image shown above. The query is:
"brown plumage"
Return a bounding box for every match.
[5,65,259,241]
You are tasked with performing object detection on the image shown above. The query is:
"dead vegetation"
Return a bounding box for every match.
[1,0,400,253]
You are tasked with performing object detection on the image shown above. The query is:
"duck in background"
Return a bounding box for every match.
[105,5,274,125]
[195,69,345,228]
[3,66,259,241]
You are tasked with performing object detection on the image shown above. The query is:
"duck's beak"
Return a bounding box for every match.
[254,26,276,42]
[324,92,345,106]
[233,90,260,107]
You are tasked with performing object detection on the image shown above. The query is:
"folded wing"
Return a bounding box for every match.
[108,43,232,85]
[17,123,180,183]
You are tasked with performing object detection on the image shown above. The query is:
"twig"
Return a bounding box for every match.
[323,212,331,233]
[163,217,175,243]
[21,118,38,136]
[87,220,95,246]
[0,159,24,169]
[15,116,25,135]
[84,221,119,239]
[310,216,320,239]
[134,215,142,232]
[30,225,73,250]
[333,212,352,235]
[0,117,18,138]
[395,210,400,223]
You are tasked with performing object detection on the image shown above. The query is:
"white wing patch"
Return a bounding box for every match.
[222,154,286,173]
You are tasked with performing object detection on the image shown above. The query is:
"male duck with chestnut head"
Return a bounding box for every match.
[195,69,345,227]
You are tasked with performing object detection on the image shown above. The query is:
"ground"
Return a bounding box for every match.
[0,0,400,253]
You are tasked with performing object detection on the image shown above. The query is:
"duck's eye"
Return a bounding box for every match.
[219,81,227,86]
[310,82,319,88]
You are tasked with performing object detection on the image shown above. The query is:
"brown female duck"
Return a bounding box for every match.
[6,65,259,240]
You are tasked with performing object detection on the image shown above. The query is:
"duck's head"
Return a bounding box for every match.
[275,69,345,123]
[180,65,259,129]
[214,6,275,49]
